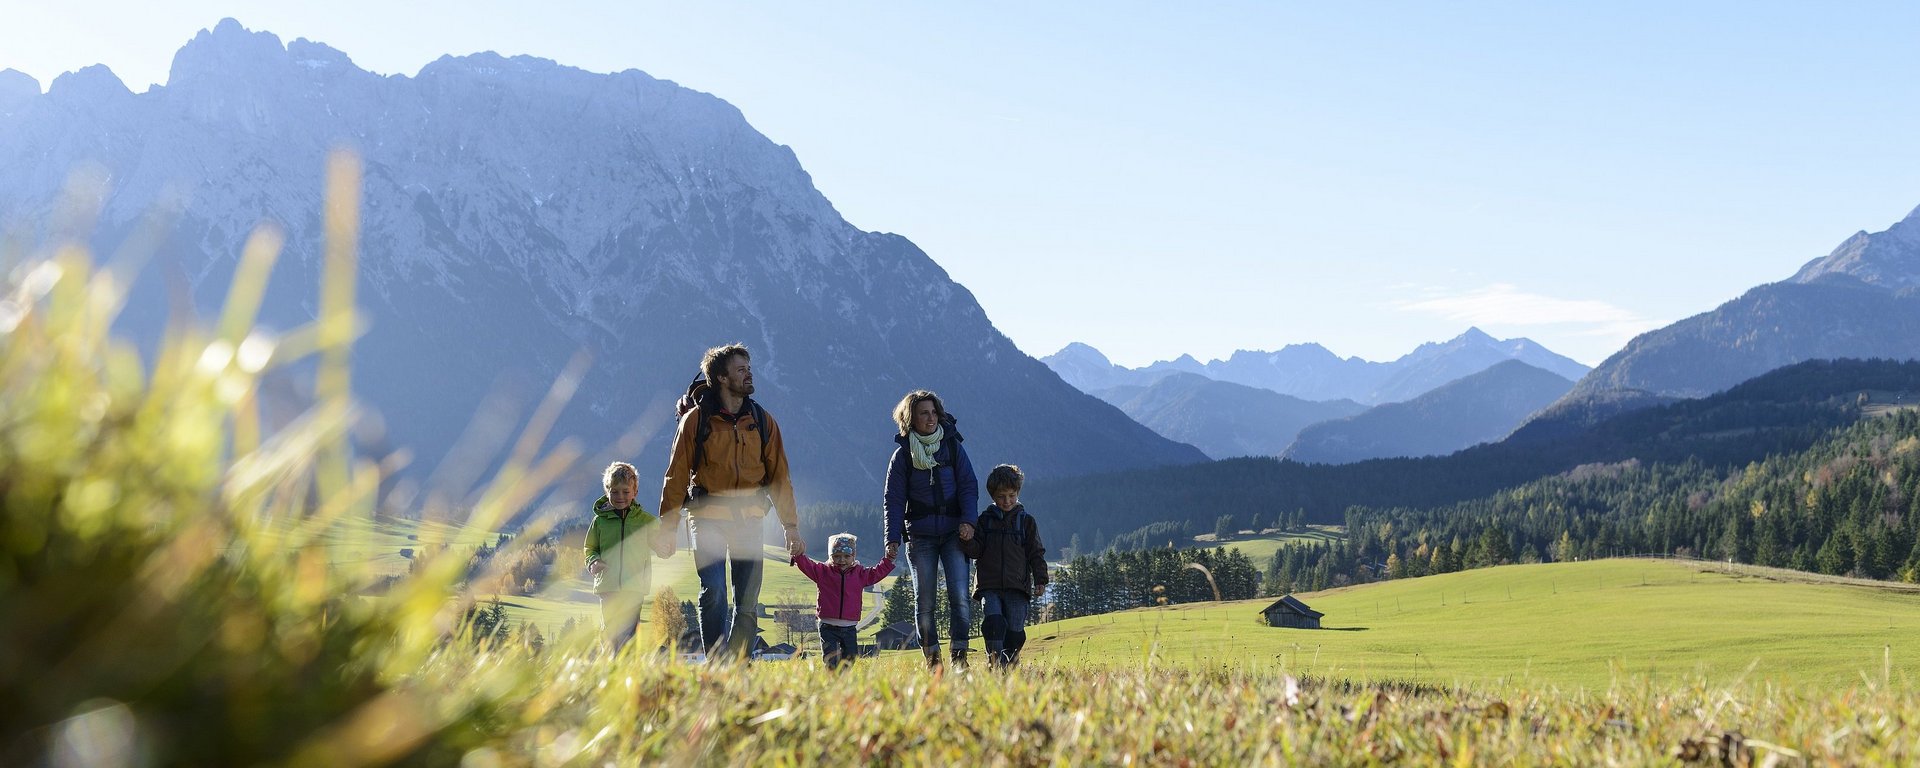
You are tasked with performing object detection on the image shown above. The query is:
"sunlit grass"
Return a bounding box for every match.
[4,159,1919,765]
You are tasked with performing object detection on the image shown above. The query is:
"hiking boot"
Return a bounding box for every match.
[950,650,969,669]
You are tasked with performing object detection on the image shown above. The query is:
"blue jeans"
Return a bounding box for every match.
[691,515,764,659]
[818,623,859,669]
[908,532,972,659]
[980,589,1030,666]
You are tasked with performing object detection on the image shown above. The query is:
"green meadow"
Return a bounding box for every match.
[13,167,1920,765]
[1032,558,1920,690]
[1198,524,1347,564]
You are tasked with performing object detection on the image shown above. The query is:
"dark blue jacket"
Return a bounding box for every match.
[883,417,979,543]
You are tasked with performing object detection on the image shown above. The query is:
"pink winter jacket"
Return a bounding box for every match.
[792,554,895,623]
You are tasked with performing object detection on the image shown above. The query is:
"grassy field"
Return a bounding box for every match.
[1189,524,1346,564]
[511,544,906,634]
[22,173,1920,764]
[285,512,897,634]
[1031,558,1920,691]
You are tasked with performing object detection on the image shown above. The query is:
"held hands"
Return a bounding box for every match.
[651,530,676,559]
[958,522,975,542]
[786,527,806,558]
[588,560,606,575]
[884,541,899,560]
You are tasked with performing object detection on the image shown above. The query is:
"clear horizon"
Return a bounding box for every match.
[6,3,1919,368]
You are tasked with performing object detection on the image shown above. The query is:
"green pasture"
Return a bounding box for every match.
[511,544,905,635]
[1193,524,1346,564]
[1032,558,1920,691]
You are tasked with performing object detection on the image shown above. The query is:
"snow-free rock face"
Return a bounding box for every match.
[0,19,1205,507]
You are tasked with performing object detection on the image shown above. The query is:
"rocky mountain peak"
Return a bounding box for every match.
[0,69,40,110]
[48,65,129,102]
[1788,206,1920,292]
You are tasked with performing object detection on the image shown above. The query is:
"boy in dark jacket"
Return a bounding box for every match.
[961,464,1047,669]
[790,533,895,669]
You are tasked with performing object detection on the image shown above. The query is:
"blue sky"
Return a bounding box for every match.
[6,2,1920,367]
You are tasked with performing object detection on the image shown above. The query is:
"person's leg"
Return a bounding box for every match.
[940,536,973,665]
[1003,592,1032,667]
[818,627,842,669]
[979,591,1008,668]
[691,516,730,654]
[603,589,644,652]
[907,537,942,665]
[724,516,764,659]
[825,625,856,669]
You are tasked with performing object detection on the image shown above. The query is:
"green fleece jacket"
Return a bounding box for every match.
[584,497,658,595]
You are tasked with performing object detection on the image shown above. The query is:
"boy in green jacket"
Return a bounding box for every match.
[585,462,671,651]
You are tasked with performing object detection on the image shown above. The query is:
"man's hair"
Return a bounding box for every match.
[891,389,946,436]
[986,464,1024,495]
[603,461,639,492]
[701,343,751,382]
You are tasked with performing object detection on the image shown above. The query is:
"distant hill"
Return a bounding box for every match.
[1282,360,1573,464]
[1045,328,1589,406]
[1095,373,1365,459]
[1544,206,1920,428]
[1027,358,1920,549]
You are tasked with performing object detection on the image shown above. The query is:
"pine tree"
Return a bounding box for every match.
[881,577,914,627]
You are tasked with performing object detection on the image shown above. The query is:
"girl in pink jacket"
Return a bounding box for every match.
[791,533,895,668]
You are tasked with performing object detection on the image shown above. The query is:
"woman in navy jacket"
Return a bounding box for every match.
[883,389,979,668]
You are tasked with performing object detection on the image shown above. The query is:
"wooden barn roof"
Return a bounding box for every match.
[1258,594,1324,619]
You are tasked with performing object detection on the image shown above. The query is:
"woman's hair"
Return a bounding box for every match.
[602,461,639,492]
[891,389,946,436]
[986,464,1024,495]
[701,343,750,382]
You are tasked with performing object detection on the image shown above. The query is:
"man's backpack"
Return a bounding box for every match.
[676,374,770,488]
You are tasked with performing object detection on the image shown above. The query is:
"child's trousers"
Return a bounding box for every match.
[980,589,1030,666]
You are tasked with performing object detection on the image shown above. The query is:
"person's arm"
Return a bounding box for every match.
[760,411,804,557]
[1026,516,1049,593]
[657,411,700,532]
[883,448,908,545]
[955,444,980,529]
[864,556,896,586]
[791,553,828,583]
[584,521,604,573]
[958,527,983,559]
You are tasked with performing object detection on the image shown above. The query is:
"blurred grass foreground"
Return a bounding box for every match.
[6,153,1920,766]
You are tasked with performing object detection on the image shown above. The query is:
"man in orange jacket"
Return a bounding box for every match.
[658,343,802,659]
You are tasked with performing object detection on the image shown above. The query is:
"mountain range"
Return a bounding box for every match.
[1280,360,1573,464]
[1559,206,1920,404]
[1045,328,1590,406]
[0,19,1205,509]
[1089,373,1367,459]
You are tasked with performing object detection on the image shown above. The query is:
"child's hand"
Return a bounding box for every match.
[651,531,675,559]
[588,561,606,575]
[958,523,975,541]
[885,542,899,559]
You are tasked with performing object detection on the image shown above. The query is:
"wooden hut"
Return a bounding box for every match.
[875,621,920,650]
[1259,595,1323,629]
